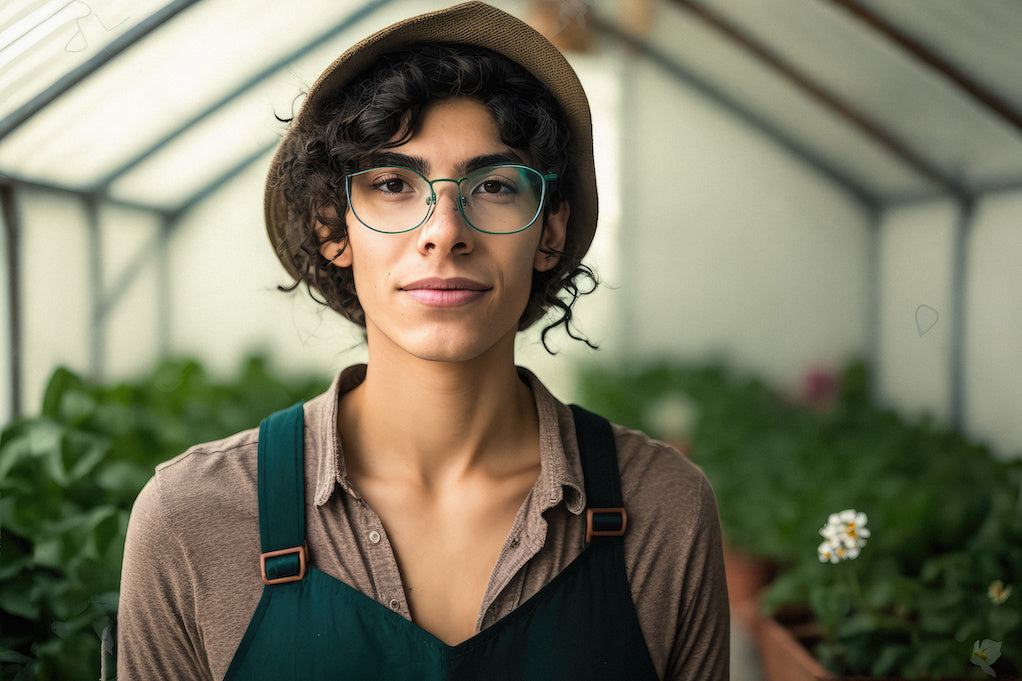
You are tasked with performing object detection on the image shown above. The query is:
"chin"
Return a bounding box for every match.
[401,325,518,365]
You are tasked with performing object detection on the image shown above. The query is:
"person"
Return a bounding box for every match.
[116,2,730,679]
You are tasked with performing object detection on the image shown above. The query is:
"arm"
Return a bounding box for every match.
[117,476,214,680]
[664,475,730,681]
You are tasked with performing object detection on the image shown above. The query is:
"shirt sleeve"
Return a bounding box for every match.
[117,474,214,681]
[664,474,731,681]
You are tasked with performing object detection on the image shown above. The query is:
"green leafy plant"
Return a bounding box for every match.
[0,356,328,681]
[577,360,1022,679]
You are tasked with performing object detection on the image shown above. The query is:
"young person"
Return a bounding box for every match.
[117,3,729,679]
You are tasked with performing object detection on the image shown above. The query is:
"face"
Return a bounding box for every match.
[320,97,569,365]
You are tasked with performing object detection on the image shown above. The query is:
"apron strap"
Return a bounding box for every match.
[569,405,627,544]
[257,402,307,584]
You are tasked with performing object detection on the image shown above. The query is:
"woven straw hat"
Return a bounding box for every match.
[263,1,597,280]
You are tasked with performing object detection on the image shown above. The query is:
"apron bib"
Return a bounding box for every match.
[224,403,658,680]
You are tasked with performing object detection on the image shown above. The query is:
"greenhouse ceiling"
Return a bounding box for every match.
[1,0,1021,219]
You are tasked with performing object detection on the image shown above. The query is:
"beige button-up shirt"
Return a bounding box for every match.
[117,366,729,680]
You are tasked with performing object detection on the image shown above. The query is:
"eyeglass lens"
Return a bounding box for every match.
[345,165,546,234]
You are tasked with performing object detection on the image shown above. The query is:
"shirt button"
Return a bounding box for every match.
[368,530,381,544]
[389,599,400,610]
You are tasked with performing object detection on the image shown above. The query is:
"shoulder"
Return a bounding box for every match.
[611,422,717,532]
[147,426,261,524]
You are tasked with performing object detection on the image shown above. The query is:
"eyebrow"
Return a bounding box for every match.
[463,153,529,174]
[365,151,529,176]
[366,152,428,175]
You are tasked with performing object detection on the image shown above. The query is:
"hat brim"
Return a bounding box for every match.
[264,0,597,280]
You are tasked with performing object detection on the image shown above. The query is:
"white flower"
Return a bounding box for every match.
[817,509,869,563]
[971,639,1002,678]
[817,537,861,563]
[988,580,1012,604]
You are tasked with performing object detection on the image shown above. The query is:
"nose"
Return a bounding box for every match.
[417,180,473,255]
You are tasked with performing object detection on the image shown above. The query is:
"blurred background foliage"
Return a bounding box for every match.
[577,360,1022,679]
[2,355,1020,679]
[0,356,328,681]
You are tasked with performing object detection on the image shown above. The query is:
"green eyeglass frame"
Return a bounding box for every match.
[343,164,558,235]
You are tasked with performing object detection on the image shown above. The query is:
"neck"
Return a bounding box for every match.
[339,337,539,486]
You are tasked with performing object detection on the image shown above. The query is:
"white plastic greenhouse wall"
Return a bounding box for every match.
[2,0,1022,460]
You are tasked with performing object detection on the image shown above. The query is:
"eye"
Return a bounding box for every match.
[467,168,521,202]
[373,177,407,194]
[476,178,514,195]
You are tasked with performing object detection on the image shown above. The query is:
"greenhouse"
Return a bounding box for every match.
[2,1,1021,679]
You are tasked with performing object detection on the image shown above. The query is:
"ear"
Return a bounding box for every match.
[316,214,352,268]
[533,201,569,272]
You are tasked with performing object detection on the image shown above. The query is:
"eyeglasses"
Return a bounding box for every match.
[344,164,556,235]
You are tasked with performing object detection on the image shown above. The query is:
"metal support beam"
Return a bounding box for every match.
[94,227,164,327]
[593,15,881,212]
[90,0,396,191]
[948,198,974,431]
[156,218,172,358]
[1,185,23,418]
[0,0,205,141]
[827,0,1022,137]
[667,0,970,203]
[864,206,881,402]
[85,195,104,379]
[167,140,279,223]
[0,173,170,217]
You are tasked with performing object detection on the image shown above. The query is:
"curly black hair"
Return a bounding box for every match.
[271,43,597,352]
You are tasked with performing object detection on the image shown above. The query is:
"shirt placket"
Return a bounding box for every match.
[352,496,411,619]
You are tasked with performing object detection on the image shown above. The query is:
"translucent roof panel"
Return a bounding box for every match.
[855,0,1022,114]
[1,0,1020,211]
[0,0,165,123]
[0,0,476,207]
[630,1,934,202]
[693,0,1022,198]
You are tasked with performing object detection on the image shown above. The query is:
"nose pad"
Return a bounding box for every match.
[418,184,472,253]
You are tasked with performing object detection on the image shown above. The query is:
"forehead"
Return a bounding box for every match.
[384,97,525,172]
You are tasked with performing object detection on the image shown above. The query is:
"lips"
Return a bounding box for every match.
[399,277,491,307]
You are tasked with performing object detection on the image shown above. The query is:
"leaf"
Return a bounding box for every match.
[40,368,85,420]
[0,647,33,664]
[63,431,110,483]
[58,388,98,426]
[809,581,852,626]
[0,577,40,620]
[871,643,911,677]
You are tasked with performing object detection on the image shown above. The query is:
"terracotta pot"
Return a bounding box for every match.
[756,613,835,681]
[723,545,775,629]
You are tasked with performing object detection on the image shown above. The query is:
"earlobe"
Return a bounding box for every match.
[534,201,569,272]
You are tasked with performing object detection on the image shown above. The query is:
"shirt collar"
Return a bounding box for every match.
[307,364,586,515]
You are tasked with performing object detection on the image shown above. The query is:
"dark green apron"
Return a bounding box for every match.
[223,403,659,680]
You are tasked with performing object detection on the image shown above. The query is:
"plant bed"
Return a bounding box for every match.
[757,606,1020,681]
[577,360,1022,681]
